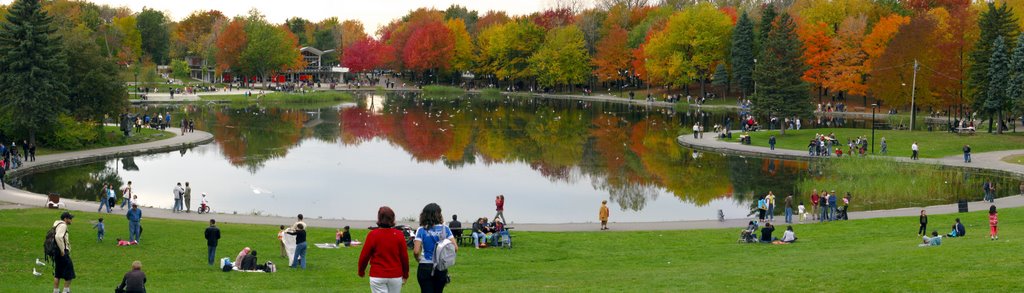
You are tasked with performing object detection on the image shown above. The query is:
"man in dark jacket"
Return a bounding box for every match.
[205,219,221,265]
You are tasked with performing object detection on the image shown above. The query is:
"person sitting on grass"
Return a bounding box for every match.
[919,231,942,247]
[740,221,758,243]
[336,226,362,247]
[772,226,797,244]
[759,223,776,243]
[115,260,146,293]
[240,250,258,271]
[947,218,966,238]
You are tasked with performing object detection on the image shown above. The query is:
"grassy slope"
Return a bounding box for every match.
[1,208,1021,292]
[734,128,1024,158]
[1003,154,1024,165]
[37,126,174,156]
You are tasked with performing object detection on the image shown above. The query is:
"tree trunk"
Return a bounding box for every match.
[998,110,1004,134]
[988,114,994,133]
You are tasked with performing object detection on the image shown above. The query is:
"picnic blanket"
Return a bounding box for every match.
[315,243,339,249]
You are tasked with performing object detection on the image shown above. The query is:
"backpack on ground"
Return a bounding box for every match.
[43,222,64,263]
[432,227,456,275]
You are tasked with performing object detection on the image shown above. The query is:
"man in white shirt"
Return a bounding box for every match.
[911,142,919,160]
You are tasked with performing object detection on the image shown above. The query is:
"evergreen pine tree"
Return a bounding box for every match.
[753,12,810,135]
[968,2,1019,132]
[730,11,755,98]
[712,63,729,97]
[988,37,1011,134]
[1010,34,1024,120]
[0,0,68,145]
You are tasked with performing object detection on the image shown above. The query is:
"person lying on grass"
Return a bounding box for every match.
[919,231,942,247]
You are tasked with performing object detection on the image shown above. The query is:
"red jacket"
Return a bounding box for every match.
[496,198,504,211]
[358,228,410,279]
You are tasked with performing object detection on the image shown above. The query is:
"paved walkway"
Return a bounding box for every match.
[677,133,1024,176]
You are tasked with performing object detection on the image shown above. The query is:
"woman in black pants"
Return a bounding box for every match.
[918,210,928,236]
[413,203,457,293]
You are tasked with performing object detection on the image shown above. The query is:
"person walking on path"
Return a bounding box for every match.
[769,135,776,150]
[784,194,794,224]
[494,195,506,224]
[989,205,999,240]
[918,210,928,236]
[115,261,146,293]
[183,182,192,213]
[172,183,184,213]
[880,137,888,155]
[983,181,995,203]
[120,181,133,210]
[358,206,409,293]
[911,142,919,160]
[599,200,610,230]
[205,219,220,265]
[766,192,776,222]
[413,203,457,293]
[126,204,142,243]
[963,144,972,163]
[53,211,75,293]
[98,184,111,213]
[287,223,308,269]
[692,123,700,139]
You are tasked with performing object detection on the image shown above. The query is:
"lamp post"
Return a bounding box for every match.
[871,103,877,154]
[910,59,919,131]
[752,58,757,99]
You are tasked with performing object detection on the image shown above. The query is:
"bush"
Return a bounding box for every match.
[422,85,465,95]
[48,115,100,150]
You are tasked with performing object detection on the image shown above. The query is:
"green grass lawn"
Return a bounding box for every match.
[1,207,1021,292]
[36,126,174,156]
[1003,154,1024,165]
[733,128,1024,158]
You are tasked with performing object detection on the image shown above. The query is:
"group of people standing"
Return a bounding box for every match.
[172,182,193,213]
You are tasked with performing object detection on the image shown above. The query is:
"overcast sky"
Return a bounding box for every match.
[6,0,575,35]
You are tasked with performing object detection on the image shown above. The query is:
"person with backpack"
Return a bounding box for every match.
[358,206,409,292]
[413,203,457,293]
[50,211,75,293]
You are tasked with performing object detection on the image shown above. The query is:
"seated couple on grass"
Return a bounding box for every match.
[946,218,966,238]
[759,223,798,244]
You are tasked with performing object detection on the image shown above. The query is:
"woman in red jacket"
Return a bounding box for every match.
[358,206,409,292]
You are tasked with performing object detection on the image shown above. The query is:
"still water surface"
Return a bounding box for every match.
[15,94,1018,223]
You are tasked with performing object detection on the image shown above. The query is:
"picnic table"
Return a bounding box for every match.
[452,226,515,248]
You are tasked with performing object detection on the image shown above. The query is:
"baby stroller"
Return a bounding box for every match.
[738,221,759,243]
[394,225,416,249]
[837,205,849,220]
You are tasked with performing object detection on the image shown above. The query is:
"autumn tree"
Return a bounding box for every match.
[402,20,454,80]
[929,5,978,119]
[530,25,590,89]
[752,12,811,135]
[868,15,940,110]
[643,3,732,95]
[475,20,545,84]
[342,37,394,73]
[593,25,631,85]
[445,19,473,73]
[112,15,141,65]
[730,11,755,98]
[827,15,869,106]
[239,19,302,86]
[797,21,834,101]
[215,18,246,76]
